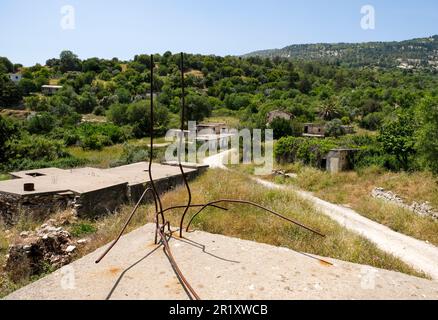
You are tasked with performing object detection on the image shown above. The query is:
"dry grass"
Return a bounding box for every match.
[49,78,60,85]
[67,144,125,168]
[185,69,204,78]
[0,169,430,297]
[237,163,438,246]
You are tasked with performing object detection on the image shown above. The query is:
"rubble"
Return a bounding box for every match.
[371,187,438,220]
[272,169,298,179]
[5,220,77,281]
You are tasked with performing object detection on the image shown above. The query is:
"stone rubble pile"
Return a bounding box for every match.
[272,169,298,179]
[4,214,87,281]
[371,187,438,220]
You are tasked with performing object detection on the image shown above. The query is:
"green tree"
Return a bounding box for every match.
[318,98,342,121]
[378,113,416,171]
[0,74,22,106]
[416,95,438,173]
[18,78,37,95]
[325,119,344,138]
[59,50,82,73]
[27,112,56,134]
[269,118,301,139]
[0,57,14,73]
[0,115,19,162]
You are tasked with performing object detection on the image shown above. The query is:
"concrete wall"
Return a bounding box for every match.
[326,150,355,173]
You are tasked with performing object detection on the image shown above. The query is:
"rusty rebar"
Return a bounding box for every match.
[149,54,165,231]
[185,199,326,237]
[157,224,200,300]
[178,52,193,238]
[95,187,158,264]
[161,204,228,214]
[97,51,326,302]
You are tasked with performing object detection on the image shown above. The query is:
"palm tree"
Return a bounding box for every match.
[318,98,341,120]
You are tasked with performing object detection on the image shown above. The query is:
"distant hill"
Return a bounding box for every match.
[244,35,438,71]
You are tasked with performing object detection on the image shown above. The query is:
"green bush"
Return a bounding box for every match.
[360,112,384,131]
[325,119,344,137]
[62,123,130,150]
[275,137,337,167]
[27,112,56,134]
[70,222,97,237]
[269,118,302,139]
[7,135,67,161]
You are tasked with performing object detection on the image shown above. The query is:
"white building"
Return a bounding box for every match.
[8,73,22,83]
[42,85,63,95]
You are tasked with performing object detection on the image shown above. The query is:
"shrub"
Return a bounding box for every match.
[325,119,344,138]
[27,112,56,134]
[7,135,67,162]
[269,118,302,139]
[81,134,111,150]
[360,112,384,131]
[107,100,169,138]
[70,222,97,237]
[275,137,337,167]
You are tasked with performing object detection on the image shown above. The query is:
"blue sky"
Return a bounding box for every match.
[0,0,437,66]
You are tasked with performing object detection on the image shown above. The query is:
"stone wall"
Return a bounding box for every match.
[0,192,75,226]
[372,187,438,220]
[73,183,128,219]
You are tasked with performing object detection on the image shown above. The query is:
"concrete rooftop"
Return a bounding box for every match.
[0,163,198,196]
[5,224,438,300]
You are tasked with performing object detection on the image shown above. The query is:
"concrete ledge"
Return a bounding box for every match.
[5,224,438,300]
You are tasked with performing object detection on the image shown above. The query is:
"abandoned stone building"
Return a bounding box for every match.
[266,110,294,125]
[303,123,355,138]
[341,125,355,135]
[303,123,326,138]
[0,162,207,226]
[41,85,63,95]
[323,148,357,173]
[196,122,228,135]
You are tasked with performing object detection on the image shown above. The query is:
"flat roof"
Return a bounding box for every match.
[42,85,63,88]
[0,163,197,196]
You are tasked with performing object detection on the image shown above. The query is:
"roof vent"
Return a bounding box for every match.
[24,183,35,192]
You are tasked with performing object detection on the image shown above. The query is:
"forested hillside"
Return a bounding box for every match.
[245,35,438,72]
[0,48,437,173]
